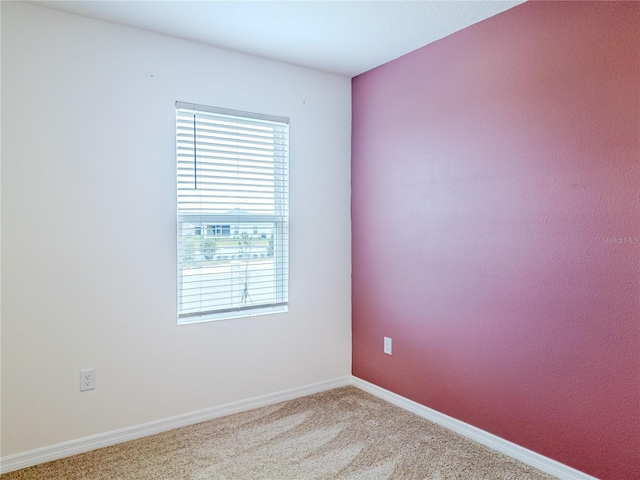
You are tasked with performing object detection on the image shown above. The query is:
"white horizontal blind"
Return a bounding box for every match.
[176,102,289,322]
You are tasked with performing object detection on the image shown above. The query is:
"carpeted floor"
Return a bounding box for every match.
[2,386,557,479]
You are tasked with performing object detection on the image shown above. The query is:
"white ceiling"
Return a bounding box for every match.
[30,0,524,77]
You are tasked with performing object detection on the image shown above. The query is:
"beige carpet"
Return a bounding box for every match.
[2,387,556,479]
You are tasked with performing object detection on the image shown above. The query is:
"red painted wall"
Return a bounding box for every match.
[351,2,639,479]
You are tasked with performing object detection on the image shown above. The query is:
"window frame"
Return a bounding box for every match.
[175,102,289,324]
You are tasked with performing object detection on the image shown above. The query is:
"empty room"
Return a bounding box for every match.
[1,1,638,479]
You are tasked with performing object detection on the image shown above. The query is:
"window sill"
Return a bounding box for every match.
[178,304,288,325]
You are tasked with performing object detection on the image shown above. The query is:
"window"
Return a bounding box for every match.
[176,102,289,323]
[207,225,231,236]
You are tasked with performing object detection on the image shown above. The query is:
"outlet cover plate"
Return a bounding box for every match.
[80,369,95,391]
[384,337,392,355]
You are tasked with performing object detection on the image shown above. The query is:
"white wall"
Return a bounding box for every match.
[0,2,351,456]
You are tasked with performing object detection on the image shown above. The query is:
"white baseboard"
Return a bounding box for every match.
[0,375,351,474]
[0,375,599,479]
[351,376,598,480]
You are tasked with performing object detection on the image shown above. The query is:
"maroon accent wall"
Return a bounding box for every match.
[351,2,639,479]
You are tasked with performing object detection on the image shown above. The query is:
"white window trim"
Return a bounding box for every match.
[175,102,289,324]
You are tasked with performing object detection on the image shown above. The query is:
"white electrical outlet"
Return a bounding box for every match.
[80,369,95,391]
[384,337,392,355]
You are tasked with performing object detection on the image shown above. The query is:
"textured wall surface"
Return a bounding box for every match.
[352,2,639,479]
